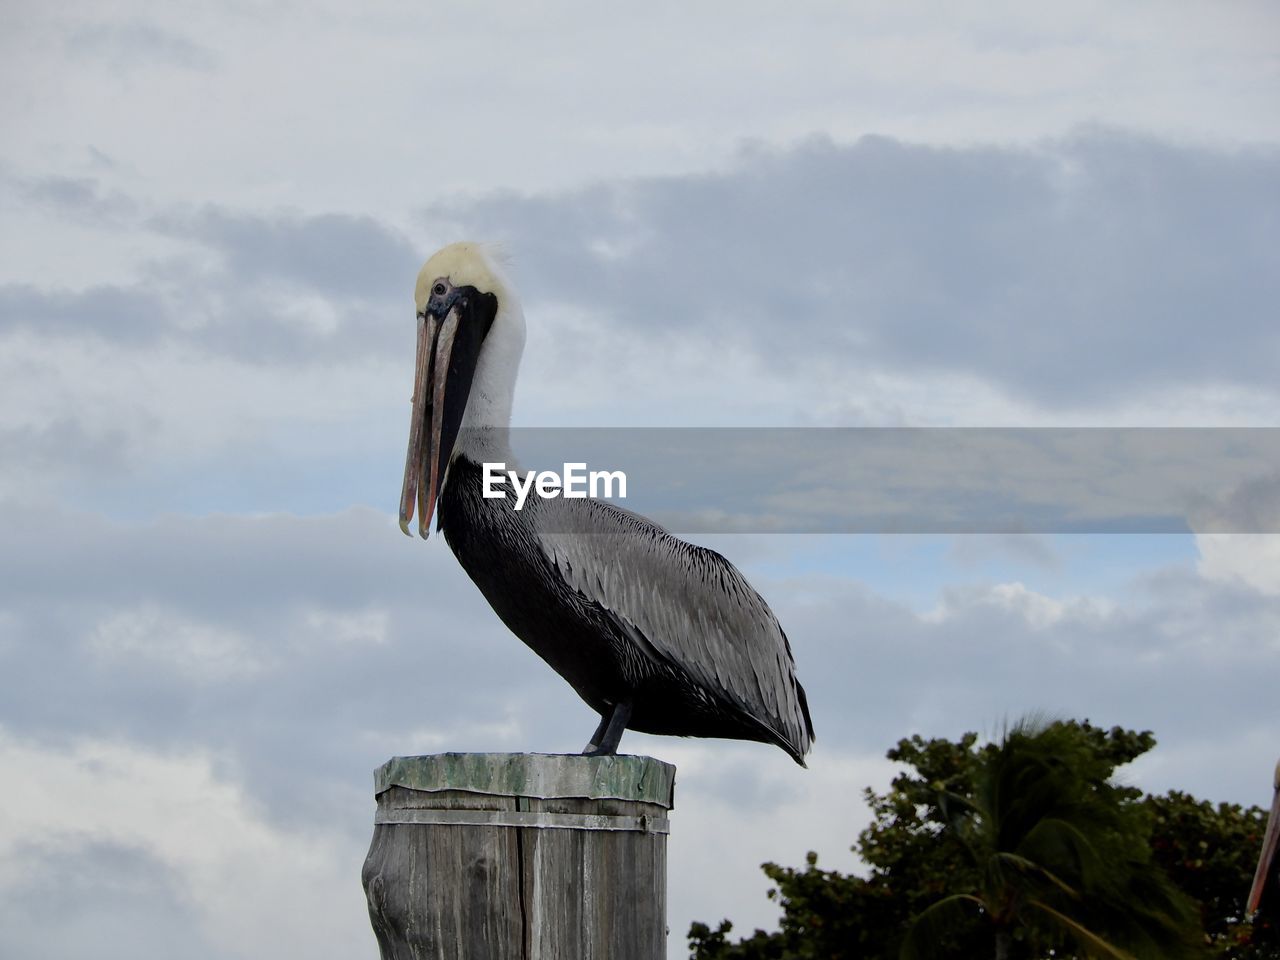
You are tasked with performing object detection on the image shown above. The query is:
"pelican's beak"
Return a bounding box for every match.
[399,293,495,539]
[1248,764,1280,915]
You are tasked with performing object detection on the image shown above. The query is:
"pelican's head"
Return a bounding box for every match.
[399,242,525,539]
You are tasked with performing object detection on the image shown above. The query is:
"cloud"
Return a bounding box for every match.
[9,128,1275,409]
[0,205,419,358]
[88,603,269,681]
[0,330,411,511]
[434,129,1280,408]
[0,839,218,960]
[153,207,420,301]
[8,1,1279,221]
[0,283,168,343]
[1197,534,1280,597]
[0,729,366,960]
[1192,473,1280,596]
[65,21,218,72]
[948,533,1061,570]
[0,415,137,481]
[14,173,139,224]
[716,546,1279,811]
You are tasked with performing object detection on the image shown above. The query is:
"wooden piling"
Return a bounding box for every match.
[362,752,675,960]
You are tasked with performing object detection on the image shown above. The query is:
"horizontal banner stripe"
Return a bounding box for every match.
[374,808,670,834]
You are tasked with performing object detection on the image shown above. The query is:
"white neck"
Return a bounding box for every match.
[455,296,524,466]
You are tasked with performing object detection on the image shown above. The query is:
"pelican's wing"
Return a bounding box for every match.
[536,497,814,760]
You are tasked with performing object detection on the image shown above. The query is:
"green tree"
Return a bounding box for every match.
[690,720,1264,960]
[899,719,1202,960]
[1144,791,1279,959]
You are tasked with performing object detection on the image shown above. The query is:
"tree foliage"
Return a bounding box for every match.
[689,721,1273,960]
[1145,791,1279,958]
[898,719,1201,960]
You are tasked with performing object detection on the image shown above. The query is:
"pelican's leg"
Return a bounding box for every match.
[582,700,633,757]
[582,712,612,754]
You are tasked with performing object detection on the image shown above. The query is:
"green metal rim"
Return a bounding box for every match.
[374,752,676,808]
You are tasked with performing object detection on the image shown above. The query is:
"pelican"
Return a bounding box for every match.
[398,242,814,764]
[1248,758,1280,917]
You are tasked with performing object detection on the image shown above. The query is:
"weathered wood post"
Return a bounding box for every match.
[362,752,675,959]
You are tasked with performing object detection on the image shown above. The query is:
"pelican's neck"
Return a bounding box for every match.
[457,425,515,466]
[454,297,523,468]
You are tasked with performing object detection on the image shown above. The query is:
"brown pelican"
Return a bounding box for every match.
[398,242,814,764]
[1248,758,1280,917]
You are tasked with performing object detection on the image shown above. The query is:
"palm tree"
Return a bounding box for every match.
[900,719,1203,960]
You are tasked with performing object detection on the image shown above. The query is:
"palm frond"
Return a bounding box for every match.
[1017,815,1108,888]
[991,850,1082,902]
[1028,898,1137,960]
[899,893,985,960]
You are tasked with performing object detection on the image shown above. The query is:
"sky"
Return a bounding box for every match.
[2,1,1279,957]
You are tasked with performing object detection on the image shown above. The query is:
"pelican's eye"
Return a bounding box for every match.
[432,282,447,297]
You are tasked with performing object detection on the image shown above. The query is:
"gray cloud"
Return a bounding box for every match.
[778,567,1277,776]
[0,417,141,495]
[0,283,168,343]
[149,208,420,363]
[1191,471,1280,532]
[0,205,421,363]
[948,533,1062,570]
[6,128,1274,408]
[0,840,216,960]
[65,21,218,72]
[154,208,421,301]
[432,128,1280,406]
[17,174,138,224]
